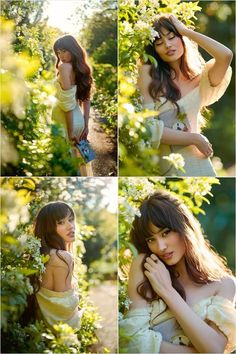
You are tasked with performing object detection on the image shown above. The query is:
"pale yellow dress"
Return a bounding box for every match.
[144,59,232,176]
[36,287,83,330]
[52,81,93,176]
[119,295,236,353]
[36,249,83,330]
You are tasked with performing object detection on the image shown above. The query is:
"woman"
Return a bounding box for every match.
[119,190,236,353]
[34,201,82,330]
[138,15,232,176]
[52,35,93,176]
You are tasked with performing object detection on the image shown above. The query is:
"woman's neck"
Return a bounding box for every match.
[173,257,192,286]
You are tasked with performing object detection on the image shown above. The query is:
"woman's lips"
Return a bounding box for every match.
[161,252,174,260]
[166,50,176,56]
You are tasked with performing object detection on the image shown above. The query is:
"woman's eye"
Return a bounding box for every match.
[169,36,175,40]
[146,238,154,243]
[155,41,163,46]
[57,220,64,225]
[162,229,170,237]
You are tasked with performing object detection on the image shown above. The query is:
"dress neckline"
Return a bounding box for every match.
[177,85,200,102]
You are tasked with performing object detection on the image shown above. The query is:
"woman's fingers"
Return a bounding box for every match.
[144,262,153,271]
[146,256,158,267]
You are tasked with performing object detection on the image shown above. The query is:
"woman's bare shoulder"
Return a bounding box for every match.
[216,275,236,302]
[58,62,73,72]
[48,250,73,269]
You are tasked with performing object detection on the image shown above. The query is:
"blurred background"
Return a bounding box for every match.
[197,1,235,175]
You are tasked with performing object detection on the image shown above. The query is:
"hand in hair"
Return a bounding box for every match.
[144,254,173,298]
[169,15,188,36]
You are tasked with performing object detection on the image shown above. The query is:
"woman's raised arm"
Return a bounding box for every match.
[170,15,233,87]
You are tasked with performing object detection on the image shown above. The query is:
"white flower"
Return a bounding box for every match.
[163,153,185,172]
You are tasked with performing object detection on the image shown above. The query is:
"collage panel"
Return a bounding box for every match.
[119,177,235,353]
[1,0,117,177]
[1,177,117,353]
[119,0,235,177]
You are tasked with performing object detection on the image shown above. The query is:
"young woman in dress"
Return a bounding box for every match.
[52,35,93,176]
[138,15,232,176]
[34,201,82,330]
[120,190,236,353]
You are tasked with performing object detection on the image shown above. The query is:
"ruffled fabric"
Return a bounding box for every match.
[120,295,236,353]
[55,81,77,112]
[143,103,164,148]
[119,307,162,353]
[199,59,232,108]
[36,287,83,330]
[193,295,236,353]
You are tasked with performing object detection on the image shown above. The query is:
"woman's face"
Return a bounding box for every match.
[145,222,185,266]
[154,27,184,63]
[56,212,75,243]
[56,49,72,63]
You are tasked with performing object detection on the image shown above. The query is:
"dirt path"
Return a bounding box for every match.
[89,281,117,353]
[88,109,117,176]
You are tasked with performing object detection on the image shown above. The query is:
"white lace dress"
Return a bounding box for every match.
[145,59,232,176]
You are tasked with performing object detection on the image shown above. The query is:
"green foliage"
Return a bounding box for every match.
[118,177,221,316]
[77,1,118,136]
[1,177,113,353]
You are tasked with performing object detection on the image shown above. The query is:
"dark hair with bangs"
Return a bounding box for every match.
[53,35,93,102]
[143,14,203,113]
[34,201,75,255]
[130,190,232,303]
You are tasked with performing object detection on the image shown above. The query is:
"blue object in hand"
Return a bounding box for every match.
[76,140,95,163]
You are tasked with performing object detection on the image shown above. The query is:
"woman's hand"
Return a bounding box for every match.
[79,126,89,141]
[68,133,80,145]
[193,134,213,158]
[144,254,174,298]
[169,15,189,36]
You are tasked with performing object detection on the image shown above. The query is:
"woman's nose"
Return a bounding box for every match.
[157,238,167,251]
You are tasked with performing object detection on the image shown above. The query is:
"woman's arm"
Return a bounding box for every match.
[144,255,231,353]
[170,15,233,87]
[79,99,90,140]
[138,65,212,157]
[58,63,80,143]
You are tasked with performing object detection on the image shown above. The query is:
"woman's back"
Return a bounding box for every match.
[41,249,73,292]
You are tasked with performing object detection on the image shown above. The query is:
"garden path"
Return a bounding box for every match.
[89,281,117,353]
[88,109,117,176]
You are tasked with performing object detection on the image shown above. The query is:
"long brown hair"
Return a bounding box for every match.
[130,189,232,302]
[53,35,93,102]
[144,15,204,112]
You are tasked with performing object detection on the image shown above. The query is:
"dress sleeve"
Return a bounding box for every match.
[143,103,164,148]
[204,296,236,353]
[119,307,162,353]
[199,59,232,108]
[57,85,77,112]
